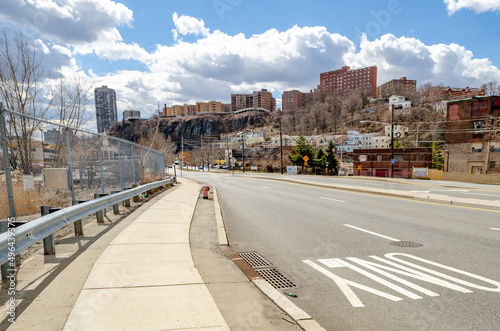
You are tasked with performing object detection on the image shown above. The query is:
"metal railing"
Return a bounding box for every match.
[0,177,175,273]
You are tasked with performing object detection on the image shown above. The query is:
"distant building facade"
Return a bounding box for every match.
[445,95,500,174]
[123,110,140,121]
[320,66,377,99]
[94,86,117,133]
[377,77,416,98]
[282,90,305,111]
[231,89,276,112]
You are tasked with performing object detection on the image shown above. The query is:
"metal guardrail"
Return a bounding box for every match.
[0,178,175,266]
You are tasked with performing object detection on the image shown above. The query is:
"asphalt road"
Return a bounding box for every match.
[183,171,500,331]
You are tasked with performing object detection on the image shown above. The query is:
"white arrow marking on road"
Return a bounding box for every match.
[303,260,402,307]
[384,253,500,292]
[329,259,423,300]
[491,228,500,231]
[344,224,400,241]
[320,197,346,203]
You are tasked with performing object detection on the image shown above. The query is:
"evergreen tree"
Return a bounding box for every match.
[288,133,315,171]
[315,148,326,173]
[325,140,339,175]
[432,142,444,170]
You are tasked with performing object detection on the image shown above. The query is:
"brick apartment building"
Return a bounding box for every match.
[320,66,377,99]
[282,90,304,111]
[377,77,416,98]
[445,95,500,174]
[231,89,276,112]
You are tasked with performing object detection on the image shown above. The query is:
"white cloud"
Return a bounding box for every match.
[0,0,133,44]
[346,34,500,87]
[172,12,210,41]
[444,0,500,14]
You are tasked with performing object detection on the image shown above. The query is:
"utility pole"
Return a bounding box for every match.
[181,137,183,178]
[279,111,283,174]
[242,132,245,173]
[391,104,395,178]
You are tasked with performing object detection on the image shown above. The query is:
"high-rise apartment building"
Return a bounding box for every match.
[320,66,377,99]
[94,86,117,133]
[231,94,253,111]
[377,77,416,98]
[253,89,276,111]
[282,90,305,111]
[231,89,275,112]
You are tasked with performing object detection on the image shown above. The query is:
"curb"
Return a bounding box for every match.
[212,187,229,246]
[211,186,326,330]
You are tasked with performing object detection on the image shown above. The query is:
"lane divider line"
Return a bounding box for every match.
[343,224,400,242]
[320,197,346,203]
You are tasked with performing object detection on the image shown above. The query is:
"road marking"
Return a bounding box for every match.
[320,197,346,203]
[432,189,469,192]
[464,193,499,197]
[305,253,500,307]
[343,224,400,241]
[366,183,384,187]
[303,260,402,307]
[260,186,272,189]
[491,228,500,231]
[410,191,431,193]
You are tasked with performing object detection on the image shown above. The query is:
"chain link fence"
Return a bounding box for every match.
[0,104,166,223]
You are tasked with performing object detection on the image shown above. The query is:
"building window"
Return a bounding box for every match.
[472,147,482,153]
[473,121,484,134]
[377,154,382,162]
[489,161,496,169]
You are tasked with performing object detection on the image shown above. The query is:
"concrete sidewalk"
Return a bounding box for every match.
[63,179,230,330]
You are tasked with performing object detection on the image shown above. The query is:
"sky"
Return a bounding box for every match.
[1,0,500,122]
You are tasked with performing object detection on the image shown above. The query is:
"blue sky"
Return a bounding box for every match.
[1,0,500,120]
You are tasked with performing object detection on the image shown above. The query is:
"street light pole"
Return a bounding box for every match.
[391,104,395,178]
[279,112,283,174]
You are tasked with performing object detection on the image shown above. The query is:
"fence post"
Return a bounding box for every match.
[0,103,16,219]
[132,145,137,185]
[41,206,56,255]
[118,142,124,191]
[66,128,76,205]
[79,156,84,190]
[98,136,105,194]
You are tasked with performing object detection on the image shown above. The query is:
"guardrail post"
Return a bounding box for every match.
[72,201,84,236]
[41,206,56,255]
[132,184,140,202]
[122,188,131,207]
[94,194,107,223]
[111,190,120,214]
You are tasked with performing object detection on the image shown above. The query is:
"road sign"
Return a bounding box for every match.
[303,155,309,162]
[391,159,395,164]
[357,165,362,171]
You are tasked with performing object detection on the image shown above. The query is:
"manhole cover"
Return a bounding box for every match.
[391,241,423,248]
[238,252,271,268]
[256,268,297,289]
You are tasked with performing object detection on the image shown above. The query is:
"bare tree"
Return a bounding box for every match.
[0,30,50,173]
[49,68,93,167]
[481,81,500,96]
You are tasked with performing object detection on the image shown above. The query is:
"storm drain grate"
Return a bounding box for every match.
[238,252,272,268]
[391,241,423,248]
[255,268,297,289]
